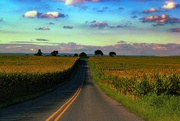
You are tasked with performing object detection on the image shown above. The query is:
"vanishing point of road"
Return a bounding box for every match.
[0,60,143,121]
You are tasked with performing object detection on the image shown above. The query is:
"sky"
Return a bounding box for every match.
[0,0,180,55]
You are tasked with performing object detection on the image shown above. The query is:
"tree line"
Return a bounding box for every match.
[34,49,116,57]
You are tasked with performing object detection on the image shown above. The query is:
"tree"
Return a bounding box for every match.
[79,52,87,57]
[74,53,78,57]
[51,50,58,56]
[34,49,42,56]
[94,50,103,56]
[109,51,116,57]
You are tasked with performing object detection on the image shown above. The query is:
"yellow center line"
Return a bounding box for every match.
[54,86,82,121]
[45,85,82,121]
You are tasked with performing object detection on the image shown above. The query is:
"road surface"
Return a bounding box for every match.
[0,60,143,121]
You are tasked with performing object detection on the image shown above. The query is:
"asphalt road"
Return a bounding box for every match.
[0,60,143,121]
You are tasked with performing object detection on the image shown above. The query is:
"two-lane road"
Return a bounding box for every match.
[0,60,143,121]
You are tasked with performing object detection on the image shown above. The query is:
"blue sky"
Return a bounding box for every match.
[0,0,180,55]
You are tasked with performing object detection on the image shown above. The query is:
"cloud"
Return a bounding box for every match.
[170,28,180,32]
[161,1,178,10]
[36,38,49,41]
[0,42,179,56]
[117,40,127,44]
[140,14,180,24]
[5,45,22,49]
[57,0,100,5]
[152,45,167,50]
[143,8,158,13]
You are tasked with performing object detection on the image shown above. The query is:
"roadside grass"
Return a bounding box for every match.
[89,60,180,121]
[97,83,180,121]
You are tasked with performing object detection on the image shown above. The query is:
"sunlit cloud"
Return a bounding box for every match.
[161,1,178,10]
[6,45,22,49]
[0,42,179,56]
[152,45,167,50]
[143,8,158,13]
[30,48,36,52]
[140,13,180,24]
[56,0,99,5]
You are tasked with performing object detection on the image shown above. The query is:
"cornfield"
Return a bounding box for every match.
[89,56,180,97]
[0,55,79,102]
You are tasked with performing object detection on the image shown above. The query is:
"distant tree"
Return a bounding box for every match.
[94,50,103,56]
[51,50,58,56]
[74,53,78,57]
[34,49,42,56]
[109,51,116,57]
[79,52,87,57]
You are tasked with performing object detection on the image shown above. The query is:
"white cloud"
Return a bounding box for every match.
[161,1,178,10]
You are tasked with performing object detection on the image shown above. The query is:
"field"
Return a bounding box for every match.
[1,55,180,120]
[90,56,180,78]
[89,56,180,121]
[89,56,180,96]
[0,55,79,105]
[0,55,79,73]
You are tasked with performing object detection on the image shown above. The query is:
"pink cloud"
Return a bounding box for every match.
[56,0,99,5]
[143,8,158,13]
[0,42,179,56]
[152,45,168,50]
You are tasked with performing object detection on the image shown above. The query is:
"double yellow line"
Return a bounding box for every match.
[46,85,82,121]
